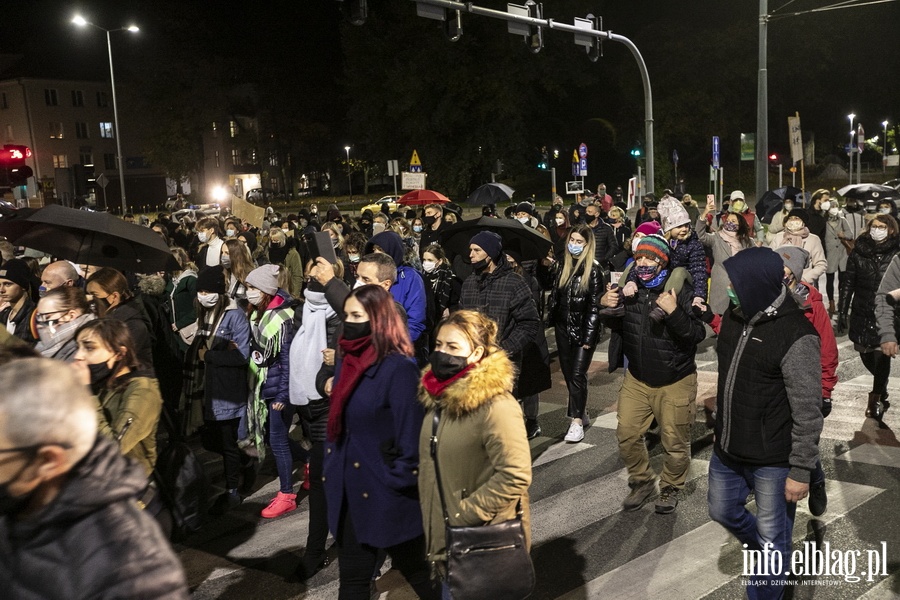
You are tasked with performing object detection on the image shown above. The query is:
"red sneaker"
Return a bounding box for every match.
[302,461,311,491]
[261,491,297,518]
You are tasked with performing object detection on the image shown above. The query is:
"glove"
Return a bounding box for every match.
[836,314,847,334]
[821,398,832,418]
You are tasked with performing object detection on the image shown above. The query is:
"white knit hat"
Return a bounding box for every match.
[658,195,691,232]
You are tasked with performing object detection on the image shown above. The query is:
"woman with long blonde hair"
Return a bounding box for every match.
[547,224,603,442]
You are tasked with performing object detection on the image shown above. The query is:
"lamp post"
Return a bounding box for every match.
[344,146,352,201]
[884,120,889,175]
[848,113,856,186]
[72,15,138,215]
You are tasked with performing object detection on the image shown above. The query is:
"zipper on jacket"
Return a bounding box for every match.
[720,322,752,451]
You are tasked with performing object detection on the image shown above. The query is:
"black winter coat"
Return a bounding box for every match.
[107,296,155,375]
[840,234,900,348]
[0,436,189,600]
[589,221,619,268]
[603,268,707,386]
[547,259,603,347]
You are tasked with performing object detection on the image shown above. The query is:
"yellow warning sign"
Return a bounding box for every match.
[572,150,579,163]
[410,150,421,167]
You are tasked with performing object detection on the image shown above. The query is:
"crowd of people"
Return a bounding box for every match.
[0,183,897,599]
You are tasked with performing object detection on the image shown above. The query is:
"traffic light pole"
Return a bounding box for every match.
[106,30,128,215]
[411,0,655,194]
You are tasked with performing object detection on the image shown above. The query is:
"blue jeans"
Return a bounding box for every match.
[708,452,796,600]
[267,401,306,493]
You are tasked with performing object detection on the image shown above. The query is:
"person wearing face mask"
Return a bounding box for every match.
[547,206,571,259]
[609,220,662,274]
[0,357,190,600]
[194,217,225,268]
[804,189,830,246]
[72,318,166,527]
[322,285,438,600]
[343,232,368,282]
[416,310,532,596]
[421,244,461,320]
[606,206,632,251]
[821,201,852,315]
[459,231,541,401]
[168,247,199,357]
[243,264,302,519]
[266,227,304,298]
[695,198,755,315]
[542,195,566,228]
[568,193,592,225]
[410,217,425,239]
[85,268,155,373]
[547,226,602,442]
[0,258,38,346]
[767,209,828,287]
[221,239,254,304]
[419,203,445,257]
[599,235,706,514]
[33,286,96,361]
[839,215,900,420]
[583,203,618,269]
[183,266,252,515]
[765,195,798,243]
[726,191,764,240]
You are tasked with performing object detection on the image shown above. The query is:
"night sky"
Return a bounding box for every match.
[2,0,898,189]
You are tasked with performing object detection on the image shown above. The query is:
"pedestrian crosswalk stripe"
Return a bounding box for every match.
[834,444,900,469]
[552,479,884,600]
[533,441,595,468]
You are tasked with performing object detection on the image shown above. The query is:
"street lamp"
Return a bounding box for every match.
[344,146,352,201]
[72,15,139,215]
[884,120,890,175]
[848,113,856,186]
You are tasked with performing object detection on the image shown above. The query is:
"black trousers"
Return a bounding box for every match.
[203,418,244,490]
[335,501,439,600]
[555,326,594,420]
[860,350,892,397]
[305,441,329,561]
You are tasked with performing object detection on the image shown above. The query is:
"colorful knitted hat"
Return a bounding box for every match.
[633,234,670,266]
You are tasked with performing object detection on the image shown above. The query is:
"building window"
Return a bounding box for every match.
[0,93,7,109]
[71,90,84,107]
[52,154,68,169]
[99,122,114,139]
[104,153,117,170]
[49,122,64,139]
[96,91,108,107]
[211,122,218,137]
[75,122,89,139]
[231,148,241,166]
[268,154,278,167]
[214,150,220,168]
[229,120,238,138]
[79,150,93,166]
[44,89,58,106]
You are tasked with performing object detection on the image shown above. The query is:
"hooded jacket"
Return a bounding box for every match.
[365,231,427,342]
[417,351,532,564]
[0,436,189,599]
[107,296,155,375]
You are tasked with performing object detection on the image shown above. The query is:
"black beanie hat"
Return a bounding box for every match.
[0,258,32,291]
[786,208,808,227]
[470,231,504,261]
[196,265,227,294]
[722,247,785,318]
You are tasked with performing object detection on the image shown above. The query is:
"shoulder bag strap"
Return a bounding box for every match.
[429,409,452,525]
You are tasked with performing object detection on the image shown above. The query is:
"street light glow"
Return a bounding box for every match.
[344,146,351,152]
[72,15,88,26]
[848,113,856,122]
[127,25,139,32]
[884,120,889,128]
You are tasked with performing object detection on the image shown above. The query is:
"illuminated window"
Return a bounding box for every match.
[214,150,220,168]
[229,120,238,138]
[49,122,64,139]
[99,122,114,139]
[231,148,241,166]
[52,154,68,168]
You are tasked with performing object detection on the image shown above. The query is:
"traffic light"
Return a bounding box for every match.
[0,145,32,187]
[538,148,549,170]
[7,166,33,186]
[631,147,642,158]
[768,153,778,161]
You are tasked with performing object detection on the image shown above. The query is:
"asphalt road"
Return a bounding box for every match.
[178,321,900,600]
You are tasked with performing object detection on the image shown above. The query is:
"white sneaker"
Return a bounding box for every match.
[564,421,585,443]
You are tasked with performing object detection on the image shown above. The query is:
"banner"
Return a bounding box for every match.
[788,116,803,164]
[231,194,265,228]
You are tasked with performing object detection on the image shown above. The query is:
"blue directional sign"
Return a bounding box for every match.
[572,162,579,176]
[712,136,720,169]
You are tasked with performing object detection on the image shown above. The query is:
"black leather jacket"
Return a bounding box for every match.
[547,259,603,347]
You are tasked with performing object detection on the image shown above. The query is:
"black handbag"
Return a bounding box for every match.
[429,410,535,600]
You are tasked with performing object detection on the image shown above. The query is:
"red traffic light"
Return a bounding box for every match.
[0,145,31,166]
[768,153,778,161]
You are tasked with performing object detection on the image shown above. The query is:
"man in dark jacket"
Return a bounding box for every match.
[0,357,189,599]
[584,202,618,269]
[419,203,446,257]
[460,231,541,389]
[599,235,706,514]
[708,247,822,596]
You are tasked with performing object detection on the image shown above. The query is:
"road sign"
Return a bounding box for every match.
[95,172,109,189]
[740,133,755,162]
[572,162,579,177]
[579,158,587,177]
[712,136,720,169]
[578,143,588,159]
[401,172,426,190]
[409,149,422,173]
[672,149,679,164]
[387,160,399,176]
[857,124,865,153]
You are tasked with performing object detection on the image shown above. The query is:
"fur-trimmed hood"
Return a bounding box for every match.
[419,350,516,418]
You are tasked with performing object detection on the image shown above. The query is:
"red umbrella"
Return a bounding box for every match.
[398,189,450,206]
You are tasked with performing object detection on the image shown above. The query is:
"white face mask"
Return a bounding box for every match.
[871,228,889,242]
[422,260,437,273]
[281,228,290,235]
[197,293,220,308]
[879,208,891,215]
[517,216,530,224]
[226,229,236,237]
[820,201,831,212]
[373,223,386,235]
[828,207,839,217]
[783,203,793,212]
[555,218,565,227]
[197,231,208,243]
[785,219,804,233]
[246,289,264,306]
[353,280,365,290]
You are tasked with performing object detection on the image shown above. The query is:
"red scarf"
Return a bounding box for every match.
[327,335,379,442]
[421,362,476,398]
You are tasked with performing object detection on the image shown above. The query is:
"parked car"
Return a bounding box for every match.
[246,188,279,204]
[172,205,220,223]
[360,195,402,215]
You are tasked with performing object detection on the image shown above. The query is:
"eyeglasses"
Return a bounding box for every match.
[35,310,68,324]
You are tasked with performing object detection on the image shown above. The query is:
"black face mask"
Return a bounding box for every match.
[88,360,116,394]
[342,320,371,340]
[430,351,469,382]
[0,459,36,516]
[423,215,437,227]
[472,258,490,272]
[306,279,325,294]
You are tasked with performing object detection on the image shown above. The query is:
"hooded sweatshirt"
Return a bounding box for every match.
[365,231,426,342]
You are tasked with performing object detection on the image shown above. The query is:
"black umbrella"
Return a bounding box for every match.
[0,204,178,272]
[756,186,803,225]
[466,183,515,206]
[438,216,552,262]
[837,184,900,202]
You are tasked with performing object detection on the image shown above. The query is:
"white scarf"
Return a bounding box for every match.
[288,289,335,406]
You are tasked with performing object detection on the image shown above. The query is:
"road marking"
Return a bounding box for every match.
[552,479,884,599]
[533,441,595,467]
[835,444,900,468]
